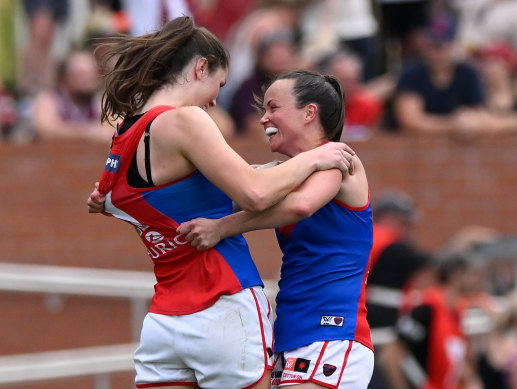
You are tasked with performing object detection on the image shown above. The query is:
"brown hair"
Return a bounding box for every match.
[98,16,229,123]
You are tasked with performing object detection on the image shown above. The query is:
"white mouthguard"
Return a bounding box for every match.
[265,127,278,136]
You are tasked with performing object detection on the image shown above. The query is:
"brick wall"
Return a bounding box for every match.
[0,132,515,387]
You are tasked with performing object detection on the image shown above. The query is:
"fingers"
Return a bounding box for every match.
[87,191,106,213]
[177,222,202,249]
[342,150,355,175]
[340,142,356,156]
[337,149,354,176]
[181,230,208,251]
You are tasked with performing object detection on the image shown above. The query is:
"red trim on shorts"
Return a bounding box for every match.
[136,382,198,388]
[308,341,354,389]
[241,288,270,389]
[308,341,329,382]
[336,340,354,387]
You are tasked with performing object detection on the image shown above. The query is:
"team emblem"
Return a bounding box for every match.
[323,364,337,377]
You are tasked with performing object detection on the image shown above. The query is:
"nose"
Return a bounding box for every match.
[209,99,217,107]
[259,113,268,124]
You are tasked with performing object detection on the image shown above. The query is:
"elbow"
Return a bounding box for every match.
[291,203,314,220]
[238,188,271,212]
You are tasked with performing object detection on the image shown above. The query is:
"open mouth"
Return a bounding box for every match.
[265,127,278,136]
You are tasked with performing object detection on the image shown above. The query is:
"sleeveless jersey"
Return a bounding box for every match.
[274,198,373,352]
[98,106,263,315]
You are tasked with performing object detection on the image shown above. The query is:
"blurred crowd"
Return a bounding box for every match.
[366,190,517,389]
[3,1,517,388]
[1,0,517,144]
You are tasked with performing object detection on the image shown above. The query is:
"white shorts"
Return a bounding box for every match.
[271,340,374,389]
[134,287,274,389]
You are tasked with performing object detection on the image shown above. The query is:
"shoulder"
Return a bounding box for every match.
[455,62,482,82]
[151,106,216,138]
[153,106,209,126]
[337,155,369,208]
[397,61,427,89]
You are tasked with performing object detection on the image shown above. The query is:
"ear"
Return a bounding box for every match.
[194,57,209,80]
[304,103,318,123]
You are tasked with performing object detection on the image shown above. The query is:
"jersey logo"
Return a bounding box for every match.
[293,358,310,373]
[320,315,344,327]
[105,153,121,173]
[323,364,337,377]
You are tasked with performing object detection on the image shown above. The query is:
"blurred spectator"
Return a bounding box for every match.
[476,0,517,50]
[85,0,130,38]
[319,49,387,141]
[477,293,517,389]
[0,1,18,91]
[190,0,257,42]
[229,29,298,137]
[120,0,191,36]
[299,0,379,80]
[392,12,489,138]
[470,42,517,134]
[376,0,432,72]
[30,48,112,143]
[381,247,483,389]
[0,81,19,141]
[366,189,433,389]
[20,0,70,96]
[218,0,306,109]
[473,42,517,113]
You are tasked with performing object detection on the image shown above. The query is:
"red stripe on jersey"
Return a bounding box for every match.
[354,262,374,351]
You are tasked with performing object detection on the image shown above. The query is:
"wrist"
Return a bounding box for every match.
[299,150,319,172]
[218,216,233,239]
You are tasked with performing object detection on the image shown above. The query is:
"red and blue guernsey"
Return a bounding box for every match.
[97,106,263,315]
[274,198,374,352]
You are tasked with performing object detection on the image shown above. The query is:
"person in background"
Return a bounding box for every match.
[381,247,483,389]
[470,41,517,134]
[0,80,19,141]
[20,0,70,96]
[393,12,489,138]
[217,0,306,110]
[30,48,112,143]
[319,49,386,141]
[376,0,431,72]
[366,190,432,389]
[229,29,298,138]
[299,0,379,80]
[120,0,191,36]
[477,292,517,389]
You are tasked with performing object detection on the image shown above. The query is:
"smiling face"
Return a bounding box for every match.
[260,79,316,157]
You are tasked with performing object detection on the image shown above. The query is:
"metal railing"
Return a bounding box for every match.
[0,262,279,387]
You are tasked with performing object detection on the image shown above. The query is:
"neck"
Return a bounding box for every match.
[289,136,327,158]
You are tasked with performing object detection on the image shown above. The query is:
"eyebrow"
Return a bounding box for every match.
[265,98,277,108]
